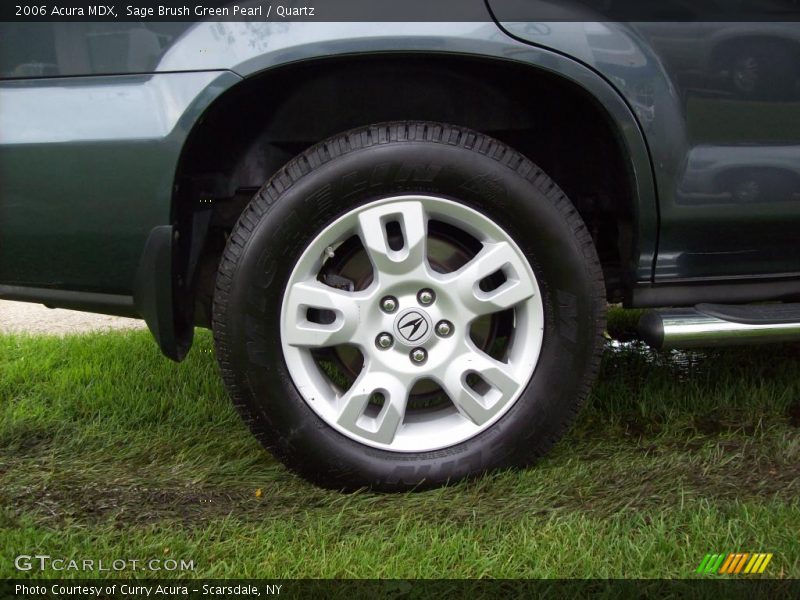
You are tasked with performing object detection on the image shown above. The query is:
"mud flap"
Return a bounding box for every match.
[134,225,193,361]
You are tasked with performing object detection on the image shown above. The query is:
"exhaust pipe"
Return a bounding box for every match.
[638,303,800,349]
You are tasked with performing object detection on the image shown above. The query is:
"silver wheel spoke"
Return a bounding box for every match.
[451,241,536,317]
[443,349,523,426]
[283,280,360,348]
[281,195,544,452]
[357,200,428,277]
[337,370,408,444]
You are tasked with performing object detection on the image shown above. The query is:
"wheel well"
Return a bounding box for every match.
[173,54,638,327]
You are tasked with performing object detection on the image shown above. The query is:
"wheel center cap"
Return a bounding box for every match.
[393,308,433,346]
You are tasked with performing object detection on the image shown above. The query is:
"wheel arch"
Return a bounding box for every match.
[166,50,656,356]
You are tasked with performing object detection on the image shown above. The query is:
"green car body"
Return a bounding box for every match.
[2,10,800,359]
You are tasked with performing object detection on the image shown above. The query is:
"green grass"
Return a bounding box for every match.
[1,308,798,579]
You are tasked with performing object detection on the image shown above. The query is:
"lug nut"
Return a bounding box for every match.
[376,333,393,349]
[435,320,453,337]
[410,348,427,364]
[417,289,435,306]
[380,296,398,313]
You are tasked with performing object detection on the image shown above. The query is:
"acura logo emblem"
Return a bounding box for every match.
[395,310,431,344]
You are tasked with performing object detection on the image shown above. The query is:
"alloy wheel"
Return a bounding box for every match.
[280,195,545,452]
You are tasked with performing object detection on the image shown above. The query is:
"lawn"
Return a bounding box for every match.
[1,309,798,579]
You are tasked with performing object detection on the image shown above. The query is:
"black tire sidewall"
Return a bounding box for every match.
[216,138,602,490]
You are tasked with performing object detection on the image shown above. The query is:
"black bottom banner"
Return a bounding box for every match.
[3,579,800,600]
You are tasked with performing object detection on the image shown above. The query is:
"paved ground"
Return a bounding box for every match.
[0,300,145,335]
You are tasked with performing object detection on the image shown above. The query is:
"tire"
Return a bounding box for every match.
[213,122,606,491]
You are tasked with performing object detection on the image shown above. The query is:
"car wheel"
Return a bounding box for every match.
[212,122,606,490]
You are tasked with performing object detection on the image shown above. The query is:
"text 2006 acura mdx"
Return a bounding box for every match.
[2,2,800,489]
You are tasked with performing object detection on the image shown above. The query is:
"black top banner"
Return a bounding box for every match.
[3,0,800,22]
